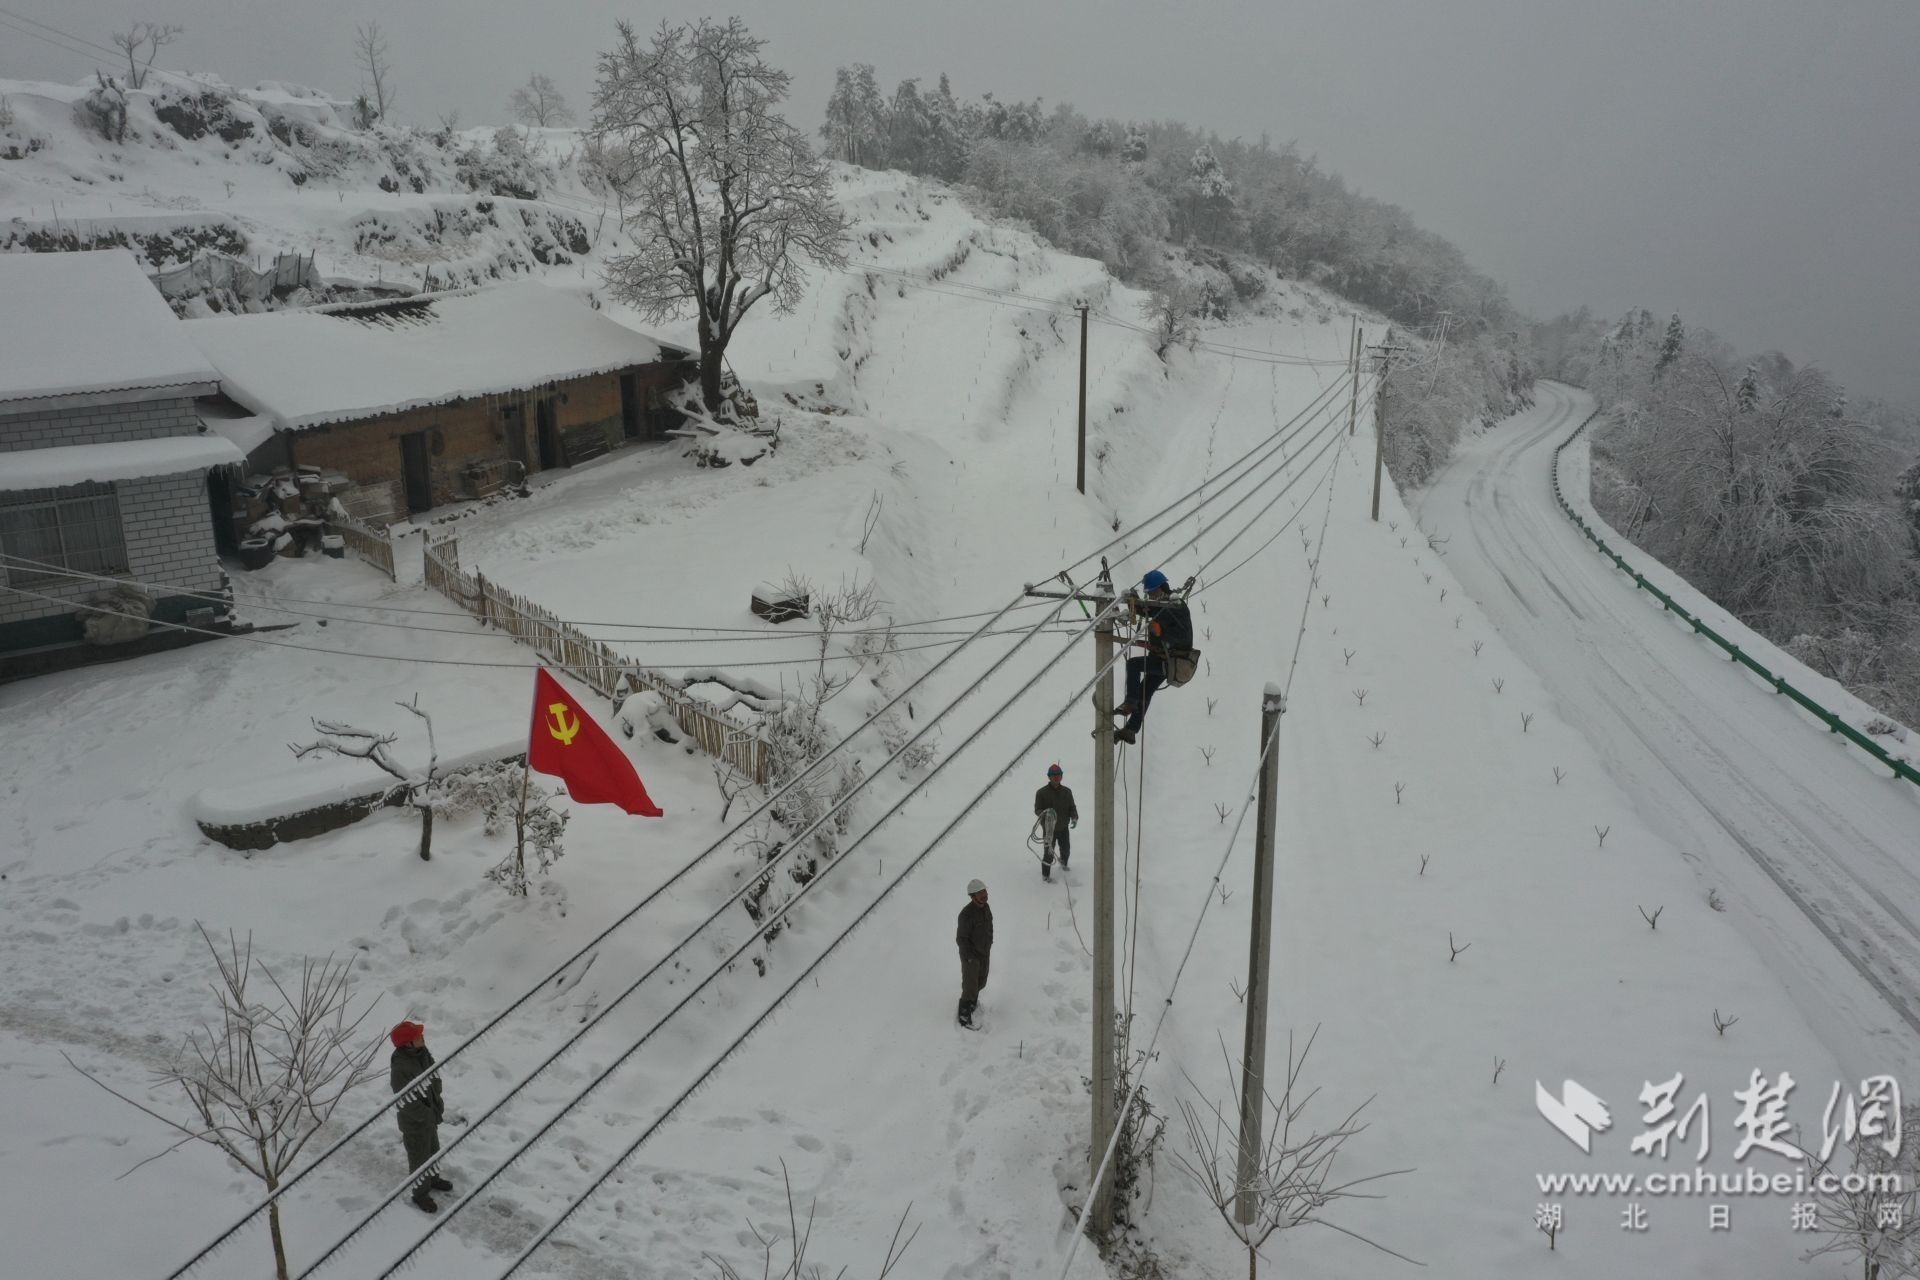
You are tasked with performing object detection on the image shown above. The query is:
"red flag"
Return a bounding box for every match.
[527,668,663,817]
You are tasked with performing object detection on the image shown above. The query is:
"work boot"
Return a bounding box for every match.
[430,1175,453,1192]
[1113,703,1137,719]
[1115,726,1137,745]
[1042,863,1051,882]
[412,1192,440,1214]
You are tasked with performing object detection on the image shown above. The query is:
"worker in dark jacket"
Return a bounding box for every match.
[1034,764,1077,881]
[956,879,993,1028]
[1115,569,1192,743]
[389,1020,452,1212]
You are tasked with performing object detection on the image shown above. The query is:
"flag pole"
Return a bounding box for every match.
[519,668,541,879]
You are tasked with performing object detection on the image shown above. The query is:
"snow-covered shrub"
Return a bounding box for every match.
[151,81,255,143]
[455,127,543,199]
[81,583,154,645]
[78,73,130,144]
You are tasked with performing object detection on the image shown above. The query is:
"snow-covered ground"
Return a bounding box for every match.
[5,85,1913,1280]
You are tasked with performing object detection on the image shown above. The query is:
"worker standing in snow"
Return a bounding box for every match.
[956,879,993,1028]
[1115,569,1193,744]
[1034,764,1077,881]
[389,1020,453,1213]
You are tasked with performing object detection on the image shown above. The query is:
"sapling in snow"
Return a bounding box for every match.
[1419,854,1429,875]
[1639,905,1664,930]
[1492,1056,1506,1085]
[1712,1008,1739,1036]
[1394,781,1406,805]
[291,695,441,860]
[1367,732,1387,750]
[1352,688,1369,708]
[1343,648,1356,666]
[68,927,382,1280]
[1595,825,1610,848]
[1472,640,1483,658]
[1448,932,1470,962]
[1521,712,1534,733]
[1215,802,1231,825]
[1491,677,1504,694]
[1169,1028,1413,1278]
[1553,766,1567,785]
[704,1159,918,1280]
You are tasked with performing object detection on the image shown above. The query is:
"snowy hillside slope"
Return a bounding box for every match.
[0,72,611,299]
[0,113,1886,1280]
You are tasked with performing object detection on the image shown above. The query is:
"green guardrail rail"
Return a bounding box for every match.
[1550,408,1920,787]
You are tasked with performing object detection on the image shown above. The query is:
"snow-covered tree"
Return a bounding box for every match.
[352,21,395,125]
[1120,124,1149,164]
[509,72,574,127]
[593,18,849,415]
[1185,143,1235,242]
[109,21,183,90]
[1654,312,1685,377]
[70,927,383,1280]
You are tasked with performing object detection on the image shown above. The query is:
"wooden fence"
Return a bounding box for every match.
[330,510,396,581]
[423,534,769,782]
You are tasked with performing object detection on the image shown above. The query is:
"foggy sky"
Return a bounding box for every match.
[5,0,1917,406]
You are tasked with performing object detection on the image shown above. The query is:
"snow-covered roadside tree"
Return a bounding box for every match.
[510,72,574,127]
[590,18,849,415]
[68,927,383,1280]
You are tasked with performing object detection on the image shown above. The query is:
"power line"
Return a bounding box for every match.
[164,372,1349,1277]
[0,13,104,64]
[0,6,127,59]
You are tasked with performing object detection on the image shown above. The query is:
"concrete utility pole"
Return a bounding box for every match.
[1021,567,1119,1234]
[1346,320,1362,436]
[1369,328,1404,523]
[1076,304,1090,495]
[1090,606,1118,1233]
[1235,684,1286,1226]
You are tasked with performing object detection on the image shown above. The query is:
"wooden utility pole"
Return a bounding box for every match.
[1346,321,1361,436]
[1020,567,1118,1234]
[1369,329,1403,523]
[1076,304,1090,495]
[1235,684,1286,1226]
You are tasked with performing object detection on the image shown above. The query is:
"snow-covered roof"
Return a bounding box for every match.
[0,435,244,491]
[184,283,677,432]
[196,404,278,456]
[0,249,221,404]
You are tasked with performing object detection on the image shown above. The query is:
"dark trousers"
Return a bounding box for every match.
[401,1123,441,1197]
[1123,655,1166,734]
[1042,823,1070,868]
[959,951,989,1015]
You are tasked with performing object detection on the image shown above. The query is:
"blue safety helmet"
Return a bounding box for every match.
[1142,569,1170,593]
[1047,763,1063,777]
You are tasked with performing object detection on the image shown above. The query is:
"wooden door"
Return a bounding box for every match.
[400,432,433,514]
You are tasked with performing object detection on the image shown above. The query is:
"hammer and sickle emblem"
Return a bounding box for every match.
[545,703,581,746]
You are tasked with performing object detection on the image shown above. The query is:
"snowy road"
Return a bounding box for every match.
[1414,383,1920,1081]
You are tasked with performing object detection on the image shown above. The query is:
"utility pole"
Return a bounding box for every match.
[1369,329,1404,523]
[1076,304,1090,495]
[1091,601,1117,1233]
[1235,684,1286,1226]
[1346,320,1361,436]
[1021,564,1118,1234]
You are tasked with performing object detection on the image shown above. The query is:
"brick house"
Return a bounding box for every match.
[187,284,692,522]
[0,250,242,659]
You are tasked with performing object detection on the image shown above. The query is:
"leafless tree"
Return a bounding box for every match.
[1170,1030,1414,1278]
[291,695,440,859]
[109,21,183,90]
[510,72,574,127]
[1800,1106,1920,1280]
[352,21,395,125]
[705,1159,917,1279]
[68,926,383,1280]
[1140,278,1203,361]
[590,18,849,414]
